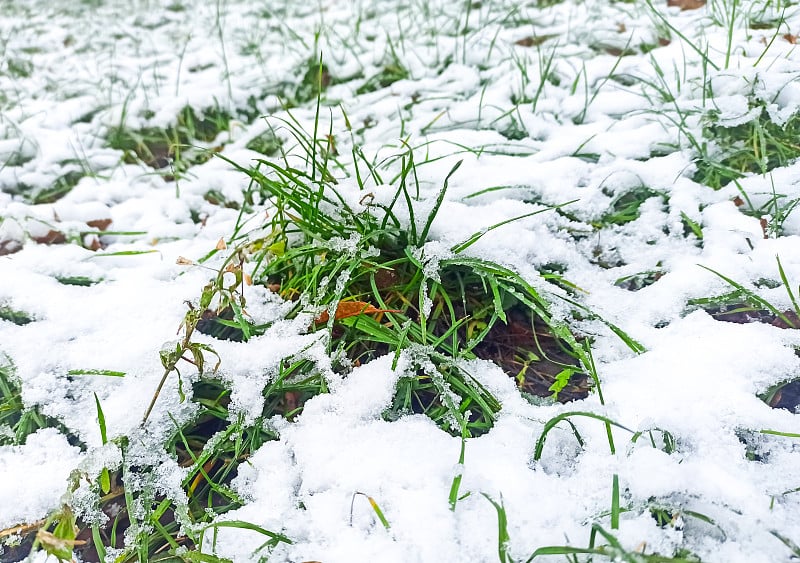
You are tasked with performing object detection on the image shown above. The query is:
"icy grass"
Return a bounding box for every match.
[1,0,800,561]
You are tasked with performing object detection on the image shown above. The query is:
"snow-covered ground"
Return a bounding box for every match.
[1,0,800,561]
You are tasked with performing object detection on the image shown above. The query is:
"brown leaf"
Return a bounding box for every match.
[84,234,102,251]
[315,301,402,325]
[732,196,745,207]
[32,230,66,245]
[86,218,112,231]
[667,0,706,10]
[0,239,22,256]
[784,33,798,44]
[515,35,556,47]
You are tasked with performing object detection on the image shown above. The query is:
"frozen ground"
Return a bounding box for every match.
[1,0,800,561]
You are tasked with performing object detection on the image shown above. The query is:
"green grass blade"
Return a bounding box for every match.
[418,159,463,246]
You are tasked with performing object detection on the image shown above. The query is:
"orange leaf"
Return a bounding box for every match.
[315,301,402,325]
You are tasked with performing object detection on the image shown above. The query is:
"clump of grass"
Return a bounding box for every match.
[72,366,300,561]
[0,355,75,446]
[208,123,604,438]
[694,102,800,189]
[695,256,800,329]
[355,63,409,95]
[0,304,34,326]
[355,42,409,96]
[733,176,800,238]
[245,129,283,156]
[107,105,232,176]
[291,57,332,106]
[5,169,84,205]
[596,186,666,227]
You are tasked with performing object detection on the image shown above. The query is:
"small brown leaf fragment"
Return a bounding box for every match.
[0,239,22,256]
[86,218,112,231]
[84,234,102,251]
[32,230,66,245]
[244,273,253,286]
[658,37,671,46]
[515,35,555,47]
[732,196,745,207]
[667,0,706,10]
[216,238,227,250]
[784,33,798,44]
[617,23,627,33]
[759,217,769,239]
[315,301,402,325]
[176,256,195,265]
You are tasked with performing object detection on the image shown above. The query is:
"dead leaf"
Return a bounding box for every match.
[0,239,22,256]
[315,301,402,325]
[784,33,798,44]
[515,35,556,47]
[216,238,227,250]
[86,218,112,231]
[84,234,102,251]
[667,0,706,10]
[732,196,745,207]
[32,230,66,245]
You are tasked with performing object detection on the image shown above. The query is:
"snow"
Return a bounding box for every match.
[1,0,800,561]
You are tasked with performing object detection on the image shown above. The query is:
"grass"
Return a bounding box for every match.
[694,102,800,190]
[107,105,232,177]
[0,355,77,447]
[0,304,34,326]
[205,130,602,437]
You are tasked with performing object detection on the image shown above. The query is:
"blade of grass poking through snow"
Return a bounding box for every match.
[482,494,511,563]
[759,429,800,439]
[450,200,577,254]
[69,369,125,377]
[611,474,620,530]
[680,212,703,239]
[448,435,467,511]
[91,249,161,257]
[351,492,391,531]
[418,159,463,246]
[775,255,800,319]
[199,520,292,547]
[534,412,634,461]
[93,393,111,494]
[771,530,800,557]
[643,0,719,71]
[724,0,737,70]
[699,265,798,328]
[583,342,615,454]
